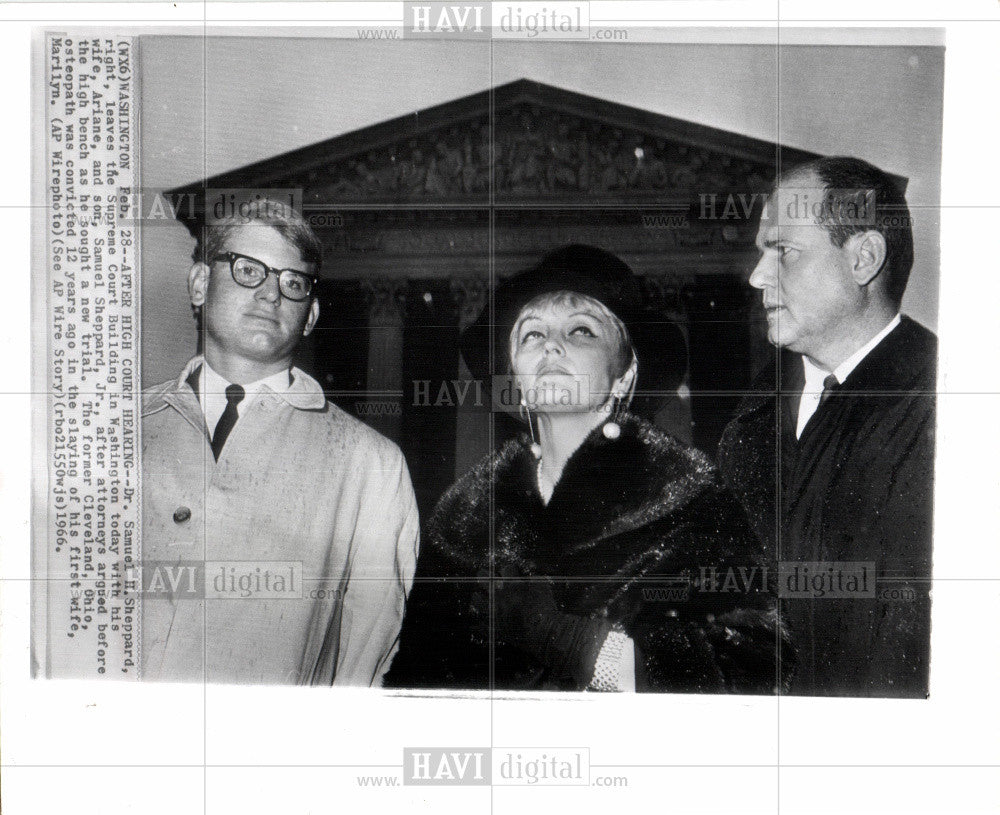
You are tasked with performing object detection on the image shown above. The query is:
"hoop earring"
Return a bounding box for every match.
[603,394,624,440]
[520,399,542,459]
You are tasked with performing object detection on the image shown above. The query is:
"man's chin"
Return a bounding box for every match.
[766,324,797,349]
[240,339,295,364]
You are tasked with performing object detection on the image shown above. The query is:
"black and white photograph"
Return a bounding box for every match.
[4,4,1000,814]
[80,32,944,695]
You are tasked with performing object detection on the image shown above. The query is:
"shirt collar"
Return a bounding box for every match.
[174,355,326,411]
[801,314,901,387]
[834,313,901,384]
[801,354,830,393]
[201,360,293,399]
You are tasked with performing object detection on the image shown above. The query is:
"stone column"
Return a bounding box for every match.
[360,279,407,441]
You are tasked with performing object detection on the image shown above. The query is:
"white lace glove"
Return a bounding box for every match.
[588,631,636,692]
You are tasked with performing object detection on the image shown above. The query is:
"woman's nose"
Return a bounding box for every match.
[543,337,563,354]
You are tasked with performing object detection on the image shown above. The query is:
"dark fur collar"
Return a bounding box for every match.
[427,414,717,570]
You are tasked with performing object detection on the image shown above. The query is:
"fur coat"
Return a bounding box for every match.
[386,415,791,693]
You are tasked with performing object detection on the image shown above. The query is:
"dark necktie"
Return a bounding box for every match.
[819,373,839,405]
[211,384,245,460]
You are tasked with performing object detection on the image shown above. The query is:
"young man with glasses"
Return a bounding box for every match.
[140,204,419,685]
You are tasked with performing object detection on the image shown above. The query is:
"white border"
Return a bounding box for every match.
[3,4,999,814]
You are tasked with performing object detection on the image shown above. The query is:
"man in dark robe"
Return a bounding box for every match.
[718,156,936,698]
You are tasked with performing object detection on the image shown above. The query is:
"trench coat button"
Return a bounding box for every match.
[173,506,191,524]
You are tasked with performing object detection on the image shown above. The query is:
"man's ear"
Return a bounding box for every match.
[302,296,320,337]
[188,262,210,308]
[849,230,888,288]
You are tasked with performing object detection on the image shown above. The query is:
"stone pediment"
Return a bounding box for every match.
[169,79,823,214]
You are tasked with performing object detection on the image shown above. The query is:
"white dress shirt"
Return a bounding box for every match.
[198,362,293,440]
[796,314,901,439]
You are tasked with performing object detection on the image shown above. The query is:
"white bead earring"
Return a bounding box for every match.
[603,393,623,440]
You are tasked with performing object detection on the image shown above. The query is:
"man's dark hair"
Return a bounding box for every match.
[780,156,914,306]
[191,198,323,274]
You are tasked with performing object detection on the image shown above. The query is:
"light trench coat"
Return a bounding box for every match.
[140,356,419,685]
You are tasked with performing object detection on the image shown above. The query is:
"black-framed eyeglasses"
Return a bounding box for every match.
[211,252,318,302]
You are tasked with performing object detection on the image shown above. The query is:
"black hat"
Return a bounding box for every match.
[459,244,687,394]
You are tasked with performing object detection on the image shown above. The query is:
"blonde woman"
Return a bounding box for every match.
[386,245,790,693]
